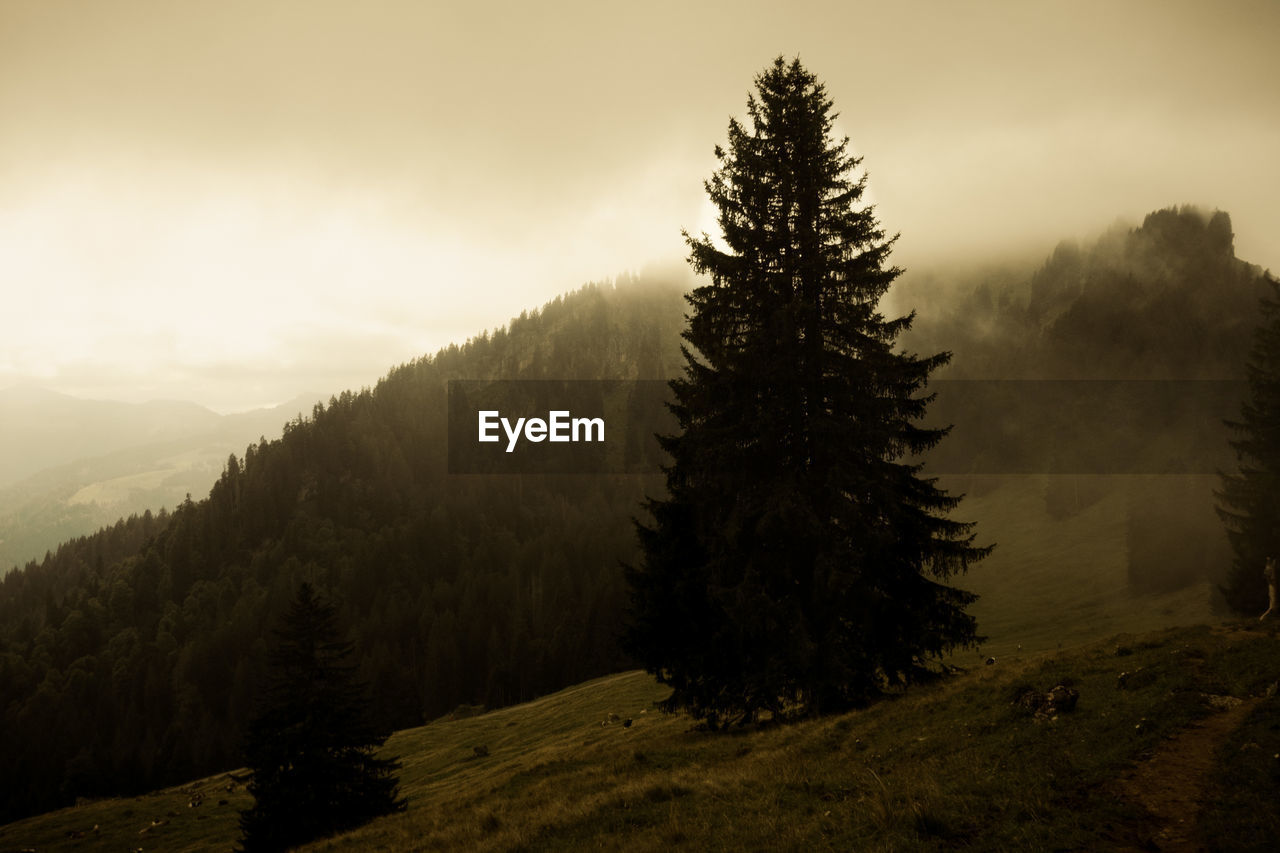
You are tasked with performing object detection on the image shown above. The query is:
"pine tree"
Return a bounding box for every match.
[624,57,991,726]
[1217,274,1280,614]
[239,583,405,852]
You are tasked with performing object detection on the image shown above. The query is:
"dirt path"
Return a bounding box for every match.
[1115,696,1259,852]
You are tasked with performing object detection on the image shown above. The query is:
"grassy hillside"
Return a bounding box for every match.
[949,475,1224,661]
[5,622,1277,851]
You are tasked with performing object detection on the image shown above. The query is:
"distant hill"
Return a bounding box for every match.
[0,209,1272,825]
[0,393,324,574]
[0,387,224,487]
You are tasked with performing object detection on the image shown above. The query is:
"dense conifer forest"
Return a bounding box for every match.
[0,208,1271,822]
[0,278,685,822]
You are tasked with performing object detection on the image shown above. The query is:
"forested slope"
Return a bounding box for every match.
[0,277,687,822]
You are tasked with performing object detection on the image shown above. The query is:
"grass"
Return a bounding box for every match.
[0,771,253,852]
[7,622,1277,852]
[948,474,1221,662]
[1197,682,1280,851]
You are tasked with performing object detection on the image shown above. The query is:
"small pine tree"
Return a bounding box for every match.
[624,57,990,725]
[1217,274,1280,614]
[239,583,405,852]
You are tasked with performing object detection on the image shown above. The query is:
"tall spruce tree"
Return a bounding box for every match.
[624,57,990,725]
[239,583,405,852]
[1217,274,1280,614]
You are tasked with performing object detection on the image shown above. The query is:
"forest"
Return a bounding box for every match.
[0,207,1271,822]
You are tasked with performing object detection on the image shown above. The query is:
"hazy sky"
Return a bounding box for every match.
[2,0,1277,412]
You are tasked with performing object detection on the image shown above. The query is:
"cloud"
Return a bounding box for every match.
[1,0,1278,410]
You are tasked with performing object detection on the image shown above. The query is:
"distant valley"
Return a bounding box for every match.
[0,390,323,573]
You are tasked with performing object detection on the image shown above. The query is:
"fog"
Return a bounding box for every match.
[2,0,1277,412]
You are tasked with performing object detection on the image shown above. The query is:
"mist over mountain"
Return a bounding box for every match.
[902,206,1268,599]
[0,209,1269,823]
[901,206,1268,380]
[0,388,225,488]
